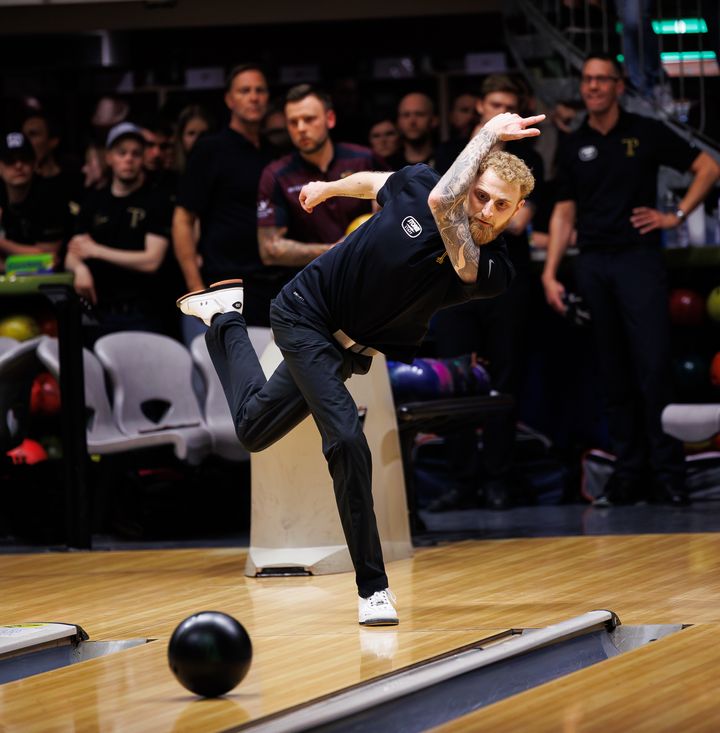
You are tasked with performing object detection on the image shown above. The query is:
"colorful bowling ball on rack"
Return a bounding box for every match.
[470,363,492,394]
[711,352,720,387]
[388,359,441,401]
[345,213,373,236]
[668,289,704,327]
[0,314,40,341]
[30,373,61,415]
[168,611,253,698]
[673,354,710,399]
[707,287,720,323]
[423,358,454,396]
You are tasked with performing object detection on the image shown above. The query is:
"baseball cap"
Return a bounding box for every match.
[106,122,146,149]
[0,132,35,164]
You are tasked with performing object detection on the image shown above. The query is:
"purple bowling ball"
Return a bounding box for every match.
[424,358,454,396]
[388,358,441,401]
[471,363,491,394]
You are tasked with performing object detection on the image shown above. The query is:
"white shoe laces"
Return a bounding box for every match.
[367,589,396,607]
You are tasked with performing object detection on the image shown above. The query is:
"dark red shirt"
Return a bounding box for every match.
[257,143,383,243]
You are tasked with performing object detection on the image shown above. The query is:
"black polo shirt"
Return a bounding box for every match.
[0,175,67,244]
[279,164,514,362]
[176,127,273,281]
[75,184,169,307]
[555,109,699,249]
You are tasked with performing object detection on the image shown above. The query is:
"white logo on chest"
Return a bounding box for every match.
[401,216,422,238]
[578,145,598,162]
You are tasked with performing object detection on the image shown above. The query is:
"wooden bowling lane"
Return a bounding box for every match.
[1,533,719,731]
[432,624,720,733]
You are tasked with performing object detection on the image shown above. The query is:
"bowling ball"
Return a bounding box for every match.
[470,363,491,394]
[30,373,61,415]
[673,354,710,399]
[39,434,63,460]
[6,438,48,465]
[0,314,40,341]
[711,353,720,387]
[168,611,252,697]
[669,289,704,327]
[707,287,720,323]
[441,356,473,395]
[345,213,373,236]
[423,358,454,396]
[388,359,441,402]
[36,311,58,337]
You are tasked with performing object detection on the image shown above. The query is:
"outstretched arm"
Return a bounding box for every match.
[427,112,544,283]
[299,171,393,213]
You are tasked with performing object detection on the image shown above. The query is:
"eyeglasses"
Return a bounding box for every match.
[581,75,620,85]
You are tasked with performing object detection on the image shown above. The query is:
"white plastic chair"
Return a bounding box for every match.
[92,332,211,464]
[190,327,272,461]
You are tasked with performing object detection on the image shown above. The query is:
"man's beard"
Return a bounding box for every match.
[299,133,329,156]
[469,217,499,246]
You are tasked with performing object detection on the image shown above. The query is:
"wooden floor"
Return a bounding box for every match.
[1,533,720,732]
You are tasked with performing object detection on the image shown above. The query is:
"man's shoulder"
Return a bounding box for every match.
[262,151,302,179]
[77,184,112,211]
[334,142,375,160]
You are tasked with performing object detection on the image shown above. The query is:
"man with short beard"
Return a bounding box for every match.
[177,111,543,626]
[65,122,170,344]
[256,84,381,288]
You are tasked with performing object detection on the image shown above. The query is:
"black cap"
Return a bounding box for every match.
[0,132,35,164]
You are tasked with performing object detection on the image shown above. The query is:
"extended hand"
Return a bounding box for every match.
[483,112,546,141]
[299,181,330,213]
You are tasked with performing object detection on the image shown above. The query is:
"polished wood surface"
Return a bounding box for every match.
[1,533,719,731]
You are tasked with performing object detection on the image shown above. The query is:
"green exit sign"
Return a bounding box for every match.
[616,18,708,35]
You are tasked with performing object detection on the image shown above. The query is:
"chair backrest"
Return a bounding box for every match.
[0,336,18,356]
[94,331,204,435]
[0,337,43,451]
[37,336,119,440]
[190,327,272,424]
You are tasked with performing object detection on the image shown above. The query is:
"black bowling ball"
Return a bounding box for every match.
[168,611,252,697]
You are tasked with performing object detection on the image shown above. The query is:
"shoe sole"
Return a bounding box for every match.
[176,278,244,307]
[359,618,399,626]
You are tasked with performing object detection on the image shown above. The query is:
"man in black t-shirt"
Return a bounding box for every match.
[177,112,543,625]
[0,131,67,271]
[542,53,720,507]
[173,64,273,338]
[65,122,171,344]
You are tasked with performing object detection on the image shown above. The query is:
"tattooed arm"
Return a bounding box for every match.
[427,112,544,283]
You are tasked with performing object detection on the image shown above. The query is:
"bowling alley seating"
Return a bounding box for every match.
[190,328,273,462]
[662,404,720,444]
[0,336,18,356]
[37,336,209,462]
[90,332,212,465]
[0,337,43,452]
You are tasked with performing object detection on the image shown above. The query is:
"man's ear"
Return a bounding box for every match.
[514,198,526,215]
[326,109,337,130]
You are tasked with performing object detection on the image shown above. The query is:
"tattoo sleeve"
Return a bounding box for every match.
[428,128,498,282]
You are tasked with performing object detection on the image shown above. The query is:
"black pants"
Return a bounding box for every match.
[574,245,684,484]
[431,270,531,481]
[205,300,388,597]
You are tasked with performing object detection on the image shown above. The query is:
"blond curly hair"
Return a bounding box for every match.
[477,150,535,199]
